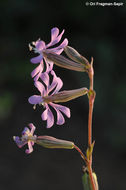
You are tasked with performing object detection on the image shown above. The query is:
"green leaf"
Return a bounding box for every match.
[86,141,95,160]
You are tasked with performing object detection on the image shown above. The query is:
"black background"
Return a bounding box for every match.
[1,0,126,190]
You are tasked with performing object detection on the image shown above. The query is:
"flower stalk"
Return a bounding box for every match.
[86,57,96,190]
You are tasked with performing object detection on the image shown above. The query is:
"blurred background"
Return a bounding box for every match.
[0,0,126,190]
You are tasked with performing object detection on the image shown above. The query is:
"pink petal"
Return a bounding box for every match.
[48,70,63,94]
[51,27,59,42]
[31,63,43,78]
[25,141,33,154]
[36,40,45,51]
[51,77,63,95]
[34,81,46,96]
[41,105,54,128]
[30,54,43,64]
[47,38,68,54]
[28,123,36,135]
[46,28,65,48]
[52,49,64,55]
[50,103,71,118]
[53,107,65,125]
[44,59,49,72]
[52,29,65,45]
[40,72,49,87]
[33,72,42,82]
[28,95,42,105]
[58,38,68,49]
[46,107,54,128]
[41,108,48,120]
[48,70,58,93]
[48,61,54,72]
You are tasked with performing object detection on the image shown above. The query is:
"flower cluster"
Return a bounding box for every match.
[28,27,71,128]
[13,26,98,190]
[14,27,89,153]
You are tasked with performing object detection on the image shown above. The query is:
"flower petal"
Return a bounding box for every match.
[48,70,63,94]
[45,59,54,73]
[30,54,43,64]
[51,77,63,95]
[46,107,54,128]
[58,38,68,49]
[33,72,42,82]
[53,107,65,125]
[34,81,46,96]
[48,38,68,53]
[28,123,36,135]
[13,136,27,148]
[28,95,42,105]
[46,28,65,48]
[51,27,59,42]
[40,72,49,87]
[48,70,58,93]
[22,127,30,136]
[52,48,64,55]
[50,103,70,118]
[36,40,45,51]
[25,141,33,154]
[41,108,48,120]
[31,63,43,78]
[41,105,54,128]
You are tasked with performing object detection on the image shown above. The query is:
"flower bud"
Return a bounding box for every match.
[43,87,88,103]
[82,171,99,190]
[64,46,89,67]
[36,136,74,149]
[43,51,86,72]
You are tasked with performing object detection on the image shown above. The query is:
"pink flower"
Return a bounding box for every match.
[13,123,37,154]
[28,71,70,128]
[29,27,68,81]
[13,123,74,153]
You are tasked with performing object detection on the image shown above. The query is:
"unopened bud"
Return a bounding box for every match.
[43,87,88,103]
[82,171,99,190]
[64,46,89,67]
[36,136,74,149]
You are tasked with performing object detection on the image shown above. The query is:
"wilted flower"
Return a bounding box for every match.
[29,27,68,81]
[28,71,70,128]
[13,123,37,154]
[13,123,75,153]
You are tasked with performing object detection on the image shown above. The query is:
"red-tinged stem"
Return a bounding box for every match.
[87,58,96,190]
[88,97,94,149]
[74,144,88,164]
[88,161,96,190]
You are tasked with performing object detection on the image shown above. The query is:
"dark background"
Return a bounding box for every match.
[1,0,126,190]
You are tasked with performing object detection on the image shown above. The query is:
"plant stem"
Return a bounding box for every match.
[87,58,96,190]
[74,144,88,164]
[88,97,94,149]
